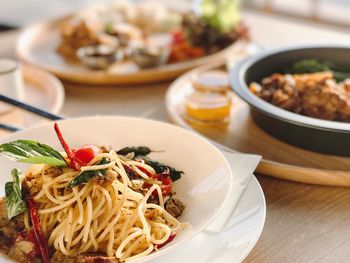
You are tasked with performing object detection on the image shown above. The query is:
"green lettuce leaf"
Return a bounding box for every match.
[200,0,240,33]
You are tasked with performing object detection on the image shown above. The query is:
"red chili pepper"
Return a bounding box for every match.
[54,123,78,170]
[153,174,171,184]
[153,169,173,196]
[27,231,41,256]
[160,184,172,196]
[123,164,137,180]
[142,166,173,196]
[28,197,50,263]
[161,177,172,185]
[143,179,172,196]
[136,165,154,177]
[152,173,167,182]
[155,233,176,249]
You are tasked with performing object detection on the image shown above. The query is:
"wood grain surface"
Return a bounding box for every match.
[196,95,350,186]
[1,9,350,263]
[245,175,350,263]
[166,62,350,186]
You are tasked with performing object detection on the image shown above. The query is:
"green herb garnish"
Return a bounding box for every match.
[286,59,350,82]
[0,140,67,167]
[168,166,183,182]
[117,146,151,156]
[5,169,26,219]
[68,158,109,188]
[135,156,183,182]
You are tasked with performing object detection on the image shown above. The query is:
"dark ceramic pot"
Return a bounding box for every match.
[230,45,350,156]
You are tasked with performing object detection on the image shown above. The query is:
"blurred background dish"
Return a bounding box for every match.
[1,0,349,30]
[77,44,124,69]
[16,0,248,85]
[0,59,25,113]
[0,65,64,134]
[22,65,64,114]
[230,45,350,156]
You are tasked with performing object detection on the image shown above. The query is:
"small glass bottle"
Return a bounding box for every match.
[185,70,232,124]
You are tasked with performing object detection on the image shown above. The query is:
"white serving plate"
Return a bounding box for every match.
[152,176,265,263]
[0,116,235,262]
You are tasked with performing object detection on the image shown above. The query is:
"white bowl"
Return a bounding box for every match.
[0,116,233,262]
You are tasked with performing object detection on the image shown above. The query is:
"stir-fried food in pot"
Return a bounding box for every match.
[250,59,350,122]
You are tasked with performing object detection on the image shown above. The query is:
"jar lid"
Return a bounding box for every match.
[192,70,230,92]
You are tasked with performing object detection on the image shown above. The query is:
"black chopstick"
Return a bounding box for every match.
[0,123,21,132]
[0,94,64,121]
[0,23,18,32]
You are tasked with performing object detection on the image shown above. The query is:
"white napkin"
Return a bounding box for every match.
[204,151,262,233]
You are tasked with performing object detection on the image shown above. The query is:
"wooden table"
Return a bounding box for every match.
[1,9,350,263]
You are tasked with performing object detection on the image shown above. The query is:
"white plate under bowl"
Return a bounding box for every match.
[0,116,235,263]
[0,65,65,129]
[152,176,265,263]
[22,65,64,115]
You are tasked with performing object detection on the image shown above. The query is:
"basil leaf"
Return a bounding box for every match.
[135,156,167,173]
[135,156,183,182]
[19,156,67,166]
[285,59,350,82]
[117,146,151,156]
[69,158,109,188]
[5,168,26,219]
[0,140,67,167]
[168,167,184,182]
[286,59,330,74]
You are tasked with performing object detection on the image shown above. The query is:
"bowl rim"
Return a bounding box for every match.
[230,44,350,133]
[0,115,234,262]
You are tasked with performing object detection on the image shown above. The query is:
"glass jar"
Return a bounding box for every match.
[185,70,232,124]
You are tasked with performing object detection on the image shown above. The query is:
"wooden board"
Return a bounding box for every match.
[16,16,248,85]
[166,62,350,187]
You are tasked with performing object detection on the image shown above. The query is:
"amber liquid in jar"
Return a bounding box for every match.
[185,70,232,124]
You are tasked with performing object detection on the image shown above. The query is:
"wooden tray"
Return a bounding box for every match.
[166,63,350,187]
[16,15,248,85]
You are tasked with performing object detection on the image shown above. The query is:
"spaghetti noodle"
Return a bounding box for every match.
[0,123,185,262]
[21,149,183,262]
